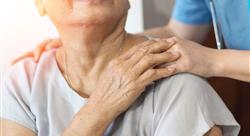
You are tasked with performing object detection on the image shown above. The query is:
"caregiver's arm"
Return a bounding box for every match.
[144,19,250,82]
[0,119,36,136]
[214,49,250,82]
[141,19,211,43]
[165,37,250,82]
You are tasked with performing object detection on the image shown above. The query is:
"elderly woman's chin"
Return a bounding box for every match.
[43,0,129,27]
[68,10,125,26]
[49,6,128,28]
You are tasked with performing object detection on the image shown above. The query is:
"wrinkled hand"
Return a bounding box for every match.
[86,39,180,121]
[11,38,61,65]
[165,37,216,77]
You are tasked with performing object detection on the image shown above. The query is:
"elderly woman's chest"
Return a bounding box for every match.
[30,82,86,136]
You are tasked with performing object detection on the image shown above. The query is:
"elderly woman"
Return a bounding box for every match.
[1,0,239,136]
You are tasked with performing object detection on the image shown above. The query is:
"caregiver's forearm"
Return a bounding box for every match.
[139,19,211,44]
[139,26,175,38]
[213,49,250,82]
[62,102,112,136]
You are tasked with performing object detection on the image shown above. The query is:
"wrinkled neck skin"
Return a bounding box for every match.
[55,13,145,97]
[58,13,127,70]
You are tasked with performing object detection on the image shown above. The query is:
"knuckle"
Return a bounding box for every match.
[167,52,178,60]
[148,69,156,76]
[153,39,164,45]
[139,48,146,53]
[142,55,154,66]
[145,54,154,62]
[128,81,137,89]
[133,44,141,50]
[139,45,150,53]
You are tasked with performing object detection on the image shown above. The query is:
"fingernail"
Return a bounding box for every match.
[165,39,175,44]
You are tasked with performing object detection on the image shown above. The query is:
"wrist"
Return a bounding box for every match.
[209,49,225,77]
[63,101,113,136]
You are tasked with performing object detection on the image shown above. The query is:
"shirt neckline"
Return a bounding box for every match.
[49,49,87,111]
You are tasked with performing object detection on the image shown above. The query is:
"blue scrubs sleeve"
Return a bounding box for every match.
[172,0,212,25]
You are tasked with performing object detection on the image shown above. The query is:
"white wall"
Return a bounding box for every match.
[143,0,175,28]
[1,0,59,66]
[127,0,144,33]
[1,0,144,66]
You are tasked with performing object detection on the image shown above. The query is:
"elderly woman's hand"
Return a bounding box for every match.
[165,37,218,77]
[64,40,180,136]
[90,39,179,118]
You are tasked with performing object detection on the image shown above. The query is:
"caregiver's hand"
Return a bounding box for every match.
[165,37,217,77]
[167,37,250,82]
[11,38,61,65]
[63,40,180,136]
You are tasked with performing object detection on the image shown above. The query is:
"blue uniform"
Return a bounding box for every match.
[172,0,250,50]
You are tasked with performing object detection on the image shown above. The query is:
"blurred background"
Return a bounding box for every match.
[1,0,249,135]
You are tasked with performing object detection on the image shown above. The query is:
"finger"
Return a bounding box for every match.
[11,51,34,65]
[125,42,153,66]
[39,39,54,47]
[33,39,55,61]
[119,40,156,60]
[132,51,180,77]
[125,40,174,66]
[136,67,176,88]
[154,52,181,68]
[148,39,176,53]
[34,45,46,62]
[155,61,175,69]
[166,37,179,44]
[45,39,62,51]
[166,61,184,74]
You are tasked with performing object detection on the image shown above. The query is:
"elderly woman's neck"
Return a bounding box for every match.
[58,18,128,72]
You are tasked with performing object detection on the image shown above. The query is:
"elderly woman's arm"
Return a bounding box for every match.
[1,119,36,136]
[62,103,111,136]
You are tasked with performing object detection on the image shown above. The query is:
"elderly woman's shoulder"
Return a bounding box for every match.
[153,73,213,100]
[156,73,209,89]
[6,49,57,84]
